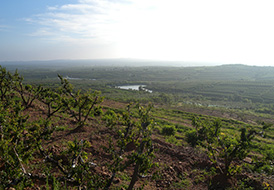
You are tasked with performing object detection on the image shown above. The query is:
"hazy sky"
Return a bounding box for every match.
[1,0,274,66]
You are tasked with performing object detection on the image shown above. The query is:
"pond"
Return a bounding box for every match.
[116,85,152,93]
[64,76,81,80]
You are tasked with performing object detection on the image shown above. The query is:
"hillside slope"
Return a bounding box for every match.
[0,66,273,189]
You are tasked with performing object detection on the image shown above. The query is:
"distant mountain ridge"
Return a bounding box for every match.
[1,60,274,81]
[0,59,222,68]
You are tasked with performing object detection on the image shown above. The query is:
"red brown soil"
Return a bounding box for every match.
[14,99,274,189]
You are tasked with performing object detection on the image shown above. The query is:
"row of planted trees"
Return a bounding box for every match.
[0,66,155,189]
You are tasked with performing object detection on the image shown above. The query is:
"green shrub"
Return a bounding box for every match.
[188,117,268,175]
[186,129,198,147]
[165,136,182,146]
[161,125,176,136]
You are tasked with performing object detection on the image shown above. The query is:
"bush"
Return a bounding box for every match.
[161,125,176,136]
[186,129,198,147]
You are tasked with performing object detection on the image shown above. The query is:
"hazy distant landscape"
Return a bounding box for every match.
[0,59,221,69]
[4,60,274,109]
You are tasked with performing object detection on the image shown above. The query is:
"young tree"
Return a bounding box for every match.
[127,104,155,190]
[187,118,265,175]
[58,75,104,129]
[0,66,21,106]
[38,87,64,119]
[0,92,56,188]
[15,83,44,109]
[103,103,155,190]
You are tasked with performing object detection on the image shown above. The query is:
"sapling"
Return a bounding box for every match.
[103,104,155,190]
[188,118,266,175]
[58,75,104,129]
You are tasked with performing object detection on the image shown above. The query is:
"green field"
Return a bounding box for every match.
[5,63,274,111]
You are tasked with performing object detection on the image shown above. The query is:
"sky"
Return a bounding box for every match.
[1,0,274,66]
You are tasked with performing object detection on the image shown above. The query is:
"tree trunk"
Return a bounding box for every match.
[127,162,140,190]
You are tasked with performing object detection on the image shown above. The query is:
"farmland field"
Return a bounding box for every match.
[6,63,274,110]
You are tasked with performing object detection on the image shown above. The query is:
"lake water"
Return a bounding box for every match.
[116,85,152,93]
[64,76,81,80]
[64,76,96,80]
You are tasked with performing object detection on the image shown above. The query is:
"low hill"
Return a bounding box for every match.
[0,66,273,189]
